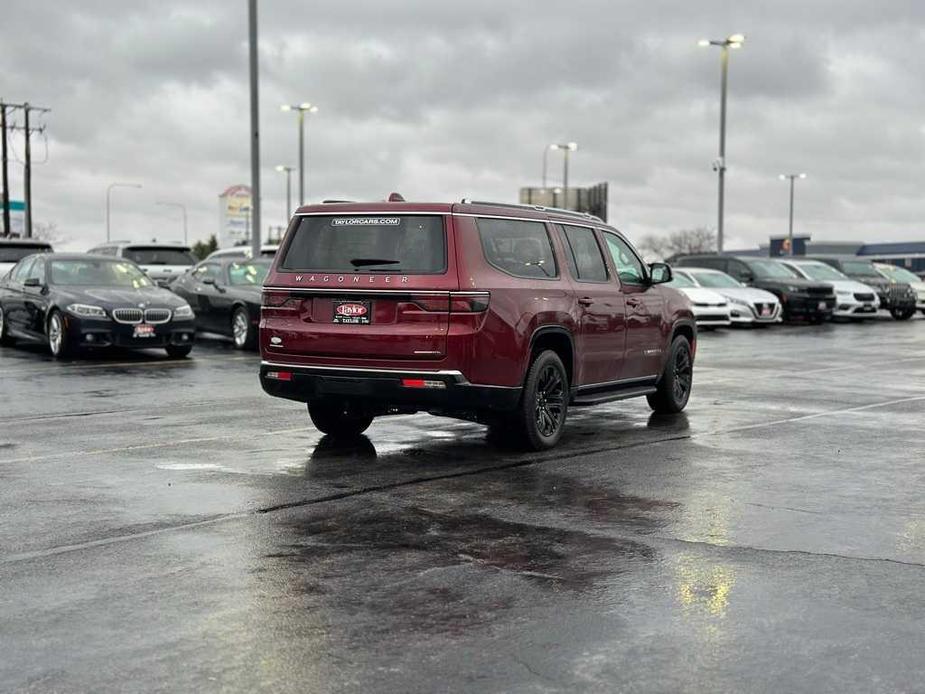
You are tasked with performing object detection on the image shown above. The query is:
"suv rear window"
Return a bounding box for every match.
[0,244,51,263]
[124,247,195,266]
[477,218,558,279]
[280,215,446,274]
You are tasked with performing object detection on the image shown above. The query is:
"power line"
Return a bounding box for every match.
[1,101,50,238]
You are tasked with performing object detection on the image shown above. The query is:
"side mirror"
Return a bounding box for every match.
[648,262,673,284]
[23,277,42,288]
[202,277,216,285]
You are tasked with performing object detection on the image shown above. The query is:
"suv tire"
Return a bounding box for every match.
[510,350,569,451]
[890,306,915,321]
[647,335,693,414]
[308,399,374,437]
[232,306,256,350]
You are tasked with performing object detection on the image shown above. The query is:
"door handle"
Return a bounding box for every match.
[578,297,594,306]
[626,297,642,306]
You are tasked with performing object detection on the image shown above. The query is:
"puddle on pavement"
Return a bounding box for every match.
[263,506,656,634]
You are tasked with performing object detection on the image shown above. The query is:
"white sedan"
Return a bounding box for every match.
[673,268,782,325]
[780,259,880,319]
[665,272,731,328]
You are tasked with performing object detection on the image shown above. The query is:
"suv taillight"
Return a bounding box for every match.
[450,292,490,313]
[261,289,301,315]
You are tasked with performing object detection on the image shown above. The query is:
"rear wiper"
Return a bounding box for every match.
[350,258,400,268]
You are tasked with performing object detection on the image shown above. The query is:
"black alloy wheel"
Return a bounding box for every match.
[647,336,693,414]
[509,349,569,450]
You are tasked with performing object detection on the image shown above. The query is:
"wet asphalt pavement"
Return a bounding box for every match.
[2,318,924,693]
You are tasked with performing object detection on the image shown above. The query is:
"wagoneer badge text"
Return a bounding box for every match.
[294,275,410,283]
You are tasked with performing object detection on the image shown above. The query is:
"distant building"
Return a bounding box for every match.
[730,236,925,273]
[519,182,608,221]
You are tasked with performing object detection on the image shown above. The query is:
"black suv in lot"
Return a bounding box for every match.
[805,256,916,320]
[674,255,836,322]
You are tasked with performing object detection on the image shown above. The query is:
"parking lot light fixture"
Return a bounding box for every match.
[281,103,319,206]
[699,33,746,253]
[780,173,807,257]
[275,165,295,220]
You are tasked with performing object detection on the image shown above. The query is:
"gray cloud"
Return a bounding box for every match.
[1,0,924,251]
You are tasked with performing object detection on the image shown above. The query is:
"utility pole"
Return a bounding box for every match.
[7,102,50,238]
[1,101,11,237]
[248,0,262,258]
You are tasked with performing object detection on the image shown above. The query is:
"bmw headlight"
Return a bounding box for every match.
[173,304,194,319]
[66,303,108,319]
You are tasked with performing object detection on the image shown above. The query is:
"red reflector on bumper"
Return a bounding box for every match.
[401,378,446,389]
[266,371,293,381]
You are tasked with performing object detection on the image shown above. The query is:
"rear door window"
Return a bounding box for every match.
[477,218,558,279]
[280,215,446,274]
[561,225,608,282]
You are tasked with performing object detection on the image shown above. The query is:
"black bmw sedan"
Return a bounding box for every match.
[0,253,196,358]
[169,258,269,350]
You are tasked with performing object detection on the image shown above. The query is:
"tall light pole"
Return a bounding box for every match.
[698,33,745,253]
[281,103,318,206]
[156,201,188,244]
[542,144,556,189]
[106,182,142,242]
[549,142,578,209]
[275,165,294,221]
[779,173,806,256]
[247,0,261,258]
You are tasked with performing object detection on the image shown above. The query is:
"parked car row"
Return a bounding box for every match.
[670,253,919,326]
[0,239,277,358]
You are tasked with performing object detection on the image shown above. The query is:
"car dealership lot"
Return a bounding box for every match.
[2,319,925,693]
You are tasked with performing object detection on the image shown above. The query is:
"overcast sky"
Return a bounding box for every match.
[2,0,924,251]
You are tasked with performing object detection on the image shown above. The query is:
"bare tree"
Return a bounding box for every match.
[638,227,717,261]
[32,221,66,245]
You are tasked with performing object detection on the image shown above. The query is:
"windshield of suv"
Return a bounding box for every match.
[280,216,446,274]
[50,259,153,287]
[748,259,801,279]
[124,247,195,266]
[0,244,51,263]
[793,262,847,281]
[665,273,696,288]
[876,264,919,283]
[840,260,881,278]
[689,270,741,288]
[228,260,270,286]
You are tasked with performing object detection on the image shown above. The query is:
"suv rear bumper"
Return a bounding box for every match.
[259,361,522,412]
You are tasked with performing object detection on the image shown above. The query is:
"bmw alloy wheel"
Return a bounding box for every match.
[48,312,64,356]
[232,309,249,348]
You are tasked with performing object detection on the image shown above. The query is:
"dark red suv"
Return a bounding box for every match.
[259,199,696,449]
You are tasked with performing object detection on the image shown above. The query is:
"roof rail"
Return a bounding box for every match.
[459,199,602,223]
[321,199,356,204]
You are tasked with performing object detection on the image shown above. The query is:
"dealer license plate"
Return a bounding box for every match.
[332,300,372,325]
[133,324,156,338]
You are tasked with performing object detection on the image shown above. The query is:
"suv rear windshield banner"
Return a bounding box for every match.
[280,216,446,274]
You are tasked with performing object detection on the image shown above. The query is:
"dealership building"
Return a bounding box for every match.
[733,236,925,274]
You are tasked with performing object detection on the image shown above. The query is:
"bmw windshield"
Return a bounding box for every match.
[49,259,154,288]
